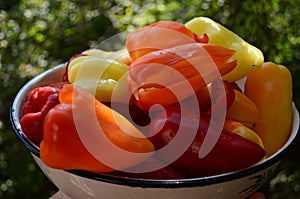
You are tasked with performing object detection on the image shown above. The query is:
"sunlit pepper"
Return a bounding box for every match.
[185,17,264,82]
[128,43,236,110]
[244,62,293,156]
[65,55,131,103]
[40,84,154,172]
[149,105,266,177]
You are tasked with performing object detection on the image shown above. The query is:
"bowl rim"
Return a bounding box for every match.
[10,64,300,188]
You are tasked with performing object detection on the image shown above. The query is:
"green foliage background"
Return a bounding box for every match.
[0,0,299,198]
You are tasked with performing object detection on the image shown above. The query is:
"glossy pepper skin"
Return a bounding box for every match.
[41,103,114,172]
[65,54,131,103]
[20,86,60,145]
[245,62,293,156]
[185,17,264,82]
[149,105,266,177]
[41,84,154,173]
[128,43,236,111]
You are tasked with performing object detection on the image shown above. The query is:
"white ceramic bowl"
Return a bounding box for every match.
[10,64,300,199]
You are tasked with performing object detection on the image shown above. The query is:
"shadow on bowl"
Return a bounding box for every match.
[10,64,300,199]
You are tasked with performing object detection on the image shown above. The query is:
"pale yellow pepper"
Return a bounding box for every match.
[82,48,132,65]
[67,55,131,103]
[185,17,264,82]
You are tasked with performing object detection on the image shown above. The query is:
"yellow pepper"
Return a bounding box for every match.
[82,48,132,66]
[185,17,264,82]
[223,119,264,149]
[67,55,131,103]
[244,62,293,156]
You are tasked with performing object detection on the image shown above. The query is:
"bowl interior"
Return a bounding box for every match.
[10,64,300,188]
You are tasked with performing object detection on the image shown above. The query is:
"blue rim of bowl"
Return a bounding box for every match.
[10,64,300,188]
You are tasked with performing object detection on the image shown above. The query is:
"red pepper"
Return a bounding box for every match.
[149,105,266,177]
[20,86,60,145]
[22,86,60,115]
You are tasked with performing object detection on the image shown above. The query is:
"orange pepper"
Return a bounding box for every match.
[128,43,236,110]
[40,84,154,172]
[126,20,236,111]
[244,62,293,156]
[226,89,259,129]
[126,20,208,61]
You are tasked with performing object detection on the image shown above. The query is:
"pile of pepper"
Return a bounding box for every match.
[20,17,293,179]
